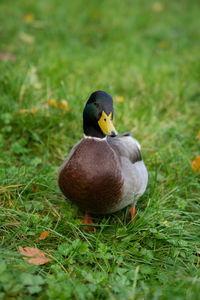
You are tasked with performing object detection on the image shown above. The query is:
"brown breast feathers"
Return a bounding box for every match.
[58,138,124,214]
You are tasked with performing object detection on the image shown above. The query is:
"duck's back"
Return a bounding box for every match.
[58,138,124,214]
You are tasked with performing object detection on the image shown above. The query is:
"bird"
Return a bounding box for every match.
[58,90,148,228]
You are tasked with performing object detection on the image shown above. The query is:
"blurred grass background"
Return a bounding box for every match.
[0,0,200,299]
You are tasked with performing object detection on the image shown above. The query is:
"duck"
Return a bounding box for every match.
[58,91,148,228]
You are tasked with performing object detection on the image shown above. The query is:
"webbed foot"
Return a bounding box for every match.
[129,206,136,223]
[81,212,94,230]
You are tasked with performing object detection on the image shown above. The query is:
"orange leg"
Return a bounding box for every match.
[81,212,94,230]
[129,206,136,223]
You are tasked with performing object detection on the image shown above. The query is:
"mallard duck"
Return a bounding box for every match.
[58,91,148,227]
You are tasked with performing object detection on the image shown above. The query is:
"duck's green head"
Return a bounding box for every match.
[83,91,118,138]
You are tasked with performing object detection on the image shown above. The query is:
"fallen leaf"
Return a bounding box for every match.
[48,99,58,107]
[24,13,35,23]
[158,40,168,49]
[33,183,37,193]
[31,106,39,114]
[197,130,200,140]
[18,246,52,265]
[152,2,164,12]
[39,230,50,240]
[191,156,200,174]
[0,53,16,62]
[115,96,125,103]
[58,99,69,112]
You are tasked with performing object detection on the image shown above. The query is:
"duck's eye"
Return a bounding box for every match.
[104,118,106,121]
[94,102,98,107]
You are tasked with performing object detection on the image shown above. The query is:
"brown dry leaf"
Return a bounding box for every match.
[115,96,125,103]
[58,99,69,112]
[33,183,37,193]
[24,13,35,23]
[191,156,200,174]
[39,230,50,240]
[0,53,16,62]
[18,246,52,265]
[152,2,164,12]
[197,130,200,140]
[31,106,39,114]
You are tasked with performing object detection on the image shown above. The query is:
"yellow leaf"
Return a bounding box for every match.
[48,99,58,107]
[197,130,200,139]
[24,13,35,23]
[115,96,125,103]
[58,99,69,112]
[39,230,50,240]
[191,156,200,174]
[31,106,39,114]
[18,246,52,265]
[158,40,168,49]
[152,2,164,12]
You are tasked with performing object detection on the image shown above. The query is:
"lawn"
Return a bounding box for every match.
[0,0,200,299]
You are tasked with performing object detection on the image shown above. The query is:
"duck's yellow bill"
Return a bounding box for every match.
[98,111,118,136]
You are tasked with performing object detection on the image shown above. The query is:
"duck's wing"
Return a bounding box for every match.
[58,139,83,177]
[107,134,142,164]
[107,134,148,210]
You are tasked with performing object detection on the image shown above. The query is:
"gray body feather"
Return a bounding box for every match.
[107,134,148,212]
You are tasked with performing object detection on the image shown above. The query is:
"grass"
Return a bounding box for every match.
[0,0,200,299]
